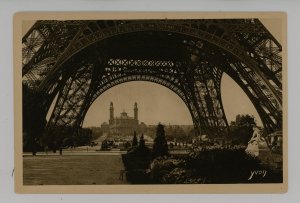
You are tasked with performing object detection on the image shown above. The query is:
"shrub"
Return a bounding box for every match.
[186,146,263,183]
[150,156,186,183]
[122,144,152,184]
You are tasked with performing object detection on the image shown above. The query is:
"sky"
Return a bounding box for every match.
[22,18,282,127]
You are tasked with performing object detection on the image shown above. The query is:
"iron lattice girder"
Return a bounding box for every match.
[47,59,188,128]
[190,64,229,136]
[231,23,282,89]
[195,66,228,127]
[47,64,94,128]
[47,58,229,137]
[221,62,281,131]
[38,20,272,79]
[45,58,281,133]
[22,19,283,133]
[22,21,84,79]
[189,41,282,130]
[22,19,282,103]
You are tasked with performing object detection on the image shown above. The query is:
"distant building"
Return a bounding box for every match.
[99,102,193,140]
[101,102,143,138]
[100,122,109,132]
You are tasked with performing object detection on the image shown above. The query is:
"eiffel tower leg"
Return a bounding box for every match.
[47,63,94,130]
[193,68,229,136]
[222,61,281,133]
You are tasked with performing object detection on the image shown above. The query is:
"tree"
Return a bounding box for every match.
[139,134,145,148]
[230,114,257,145]
[73,128,93,147]
[132,131,138,147]
[101,140,109,150]
[23,84,47,155]
[152,123,169,158]
[235,114,256,127]
[123,141,131,150]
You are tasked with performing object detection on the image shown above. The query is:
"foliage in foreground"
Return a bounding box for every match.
[122,135,152,184]
[185,146,262,183]
[149,146,282,184]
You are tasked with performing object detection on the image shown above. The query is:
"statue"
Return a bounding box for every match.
[245,125,268,157]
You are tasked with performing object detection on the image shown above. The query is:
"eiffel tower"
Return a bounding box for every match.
[22,19,282,139]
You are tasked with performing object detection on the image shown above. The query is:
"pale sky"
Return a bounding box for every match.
[22,18,282,127]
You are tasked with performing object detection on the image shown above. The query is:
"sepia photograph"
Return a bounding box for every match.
[14,12,287,193]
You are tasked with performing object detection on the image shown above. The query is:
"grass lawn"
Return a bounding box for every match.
[23,155,128,185]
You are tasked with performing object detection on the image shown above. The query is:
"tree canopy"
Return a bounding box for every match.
[230,114,257,145]
[152,123,169,158]
[132,131,138,147]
